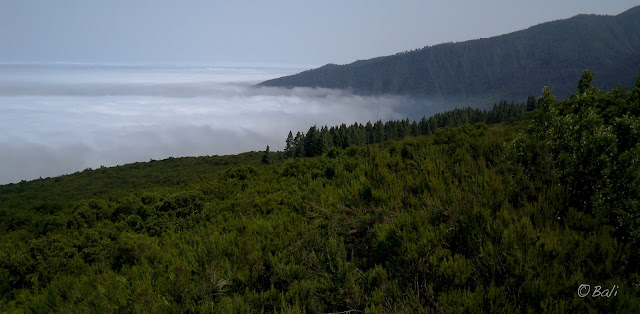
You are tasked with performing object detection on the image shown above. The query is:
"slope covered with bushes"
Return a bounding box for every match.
[0,71,639,312]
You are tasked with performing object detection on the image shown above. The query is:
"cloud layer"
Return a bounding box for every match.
[0,64,432,184]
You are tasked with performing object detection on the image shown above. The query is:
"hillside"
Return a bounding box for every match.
[260,6,640,107]
[1,72,639,312]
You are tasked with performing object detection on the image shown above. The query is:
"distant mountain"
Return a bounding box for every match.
[260,6,640,106]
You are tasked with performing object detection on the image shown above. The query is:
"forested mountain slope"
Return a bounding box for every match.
[1,72,639,312]
[260,6,640,107]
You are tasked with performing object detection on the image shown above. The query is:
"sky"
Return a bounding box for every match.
[1,0,639,184]
[1,0,638,67]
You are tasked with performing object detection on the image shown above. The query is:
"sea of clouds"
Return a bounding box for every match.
[0,63,441,184]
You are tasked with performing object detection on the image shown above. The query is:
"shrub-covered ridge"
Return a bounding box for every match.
[0,71,639,312]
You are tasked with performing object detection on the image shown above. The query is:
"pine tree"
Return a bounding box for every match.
[365,121,374,144]
[374,120,385,143]
[428,118,437,134]
[419,116,429,135]
[320,126,331,155]
[526,96,537,111]
[261,145,272,164]
[304,126,319,157]
[538,86,556,113]
[294,132,305,157]
[284,131,294,158]
[577,69,594,94]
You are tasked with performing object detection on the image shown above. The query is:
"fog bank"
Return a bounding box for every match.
[0,64,439,184]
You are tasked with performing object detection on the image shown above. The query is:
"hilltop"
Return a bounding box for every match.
[260,6,640,107]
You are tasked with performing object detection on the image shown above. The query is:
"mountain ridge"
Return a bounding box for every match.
[259,6,640,106]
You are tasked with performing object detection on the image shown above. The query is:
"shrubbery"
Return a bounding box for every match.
[0,71,639,312]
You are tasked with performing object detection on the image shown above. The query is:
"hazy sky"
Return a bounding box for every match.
[1,0,638,66]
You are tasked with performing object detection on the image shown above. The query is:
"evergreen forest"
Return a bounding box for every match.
[1,71,639,312]
[260,6,640,107]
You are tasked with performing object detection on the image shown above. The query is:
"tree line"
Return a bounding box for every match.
[283,99,533,158]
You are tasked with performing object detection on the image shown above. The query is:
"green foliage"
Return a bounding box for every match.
[284,100,526,158]
[1,72,639,311]
[262,145,273,164]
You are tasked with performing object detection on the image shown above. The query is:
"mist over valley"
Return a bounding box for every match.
[0,64,428,184]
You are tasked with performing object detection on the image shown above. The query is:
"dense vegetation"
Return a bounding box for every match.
[1,71,639,312]
[260,6,640,107]
[285,99,529,158]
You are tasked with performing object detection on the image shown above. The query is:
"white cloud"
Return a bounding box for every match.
[0,64,433,184]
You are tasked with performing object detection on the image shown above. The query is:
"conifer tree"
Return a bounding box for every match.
[374,120,385,143]
[577,69,594,94]
[304,126,320,157]
[320,126,331,155]
[294,132,305,157]
[419,116,429,135]
[261,145,271,164]
[538,86,556,112]
[284,131,294,158]
[365,121,374,144]
[526,96,537,111]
